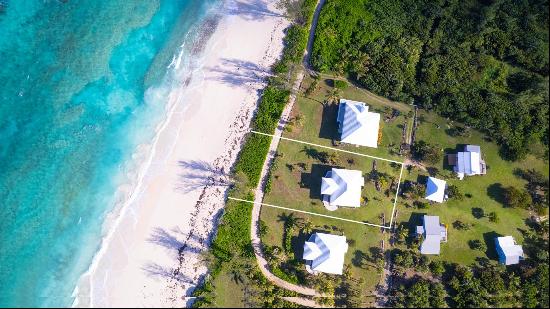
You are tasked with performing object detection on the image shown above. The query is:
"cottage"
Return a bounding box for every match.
[321,168,365,210]
[448,145,487,180]
[303,232,349,275]
[425,177,447,203]
[495,236,524,265]
[416,215,447,255]
[337,99,381,148]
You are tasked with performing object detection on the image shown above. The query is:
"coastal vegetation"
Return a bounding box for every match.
[198,0,549,307]
[311,0,549,161]
[191,0,318,307]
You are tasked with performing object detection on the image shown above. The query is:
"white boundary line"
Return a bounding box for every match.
[248,130,407,229]
[228,197,390,229]
[251,130,403,164]
[389,163,405,228]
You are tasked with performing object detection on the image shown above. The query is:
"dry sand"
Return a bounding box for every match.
[73,1,289,307]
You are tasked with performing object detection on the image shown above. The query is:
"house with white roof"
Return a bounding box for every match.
[337,99,381,148]
[416,215,447,255]
[303,232,349,275]
[448,145,487,180]
[321,168,365,210]
[425,177,447,203]
[495,236,524,265]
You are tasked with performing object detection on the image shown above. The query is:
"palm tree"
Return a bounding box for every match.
[327,88,341,105]
[301,219,314,234]
[277,212,303,230]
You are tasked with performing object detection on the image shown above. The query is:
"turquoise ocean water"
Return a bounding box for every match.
[0,0,219,306]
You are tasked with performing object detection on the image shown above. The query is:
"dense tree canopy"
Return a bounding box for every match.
[312,0,549,160]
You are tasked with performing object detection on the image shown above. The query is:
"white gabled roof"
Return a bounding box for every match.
[418,216,445,255]
[303,233,348,275]
[455,151,481,175]
[496,236,523,259]
[337,99,380,148]
[425,177,446,203]
[321,168,364,207]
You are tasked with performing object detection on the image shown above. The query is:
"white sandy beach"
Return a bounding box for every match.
[74,1,289,307]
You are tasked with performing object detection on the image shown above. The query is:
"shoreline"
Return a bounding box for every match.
[74,1,289,307]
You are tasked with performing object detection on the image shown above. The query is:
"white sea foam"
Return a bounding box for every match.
[71,6,220,307]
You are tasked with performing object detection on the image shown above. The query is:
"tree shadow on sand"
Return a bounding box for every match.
[206,58,268,88]
[226,0,285,21]
[141,262,194,284]
[176,160,231,194]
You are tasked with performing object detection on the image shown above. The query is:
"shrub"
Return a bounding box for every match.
[412,140,440,165]
[503,186,532,209]
[447,184,464,200]
[468,239,487,251]
[333,79,348,89]
[488,211,499,223]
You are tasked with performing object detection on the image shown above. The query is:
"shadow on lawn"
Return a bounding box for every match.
[319,103,338,140]
[404,212,428,247]
[482,231,503,261]
[487,183,506,205]
[300,164,338,200]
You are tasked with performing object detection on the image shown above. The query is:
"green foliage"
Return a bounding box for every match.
[488,211,499,223]
[235,87,290,185]
[333,79,348,89]
[311,0,550,159]
[412,140,440,165]
[468,239,487,251]
[211,193,254,262]
[503,186,532,209]
[429,260,445,277]
[447,184,464,200]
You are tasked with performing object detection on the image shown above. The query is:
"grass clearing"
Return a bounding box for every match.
[263,137,401,227]
[259,205,383,307]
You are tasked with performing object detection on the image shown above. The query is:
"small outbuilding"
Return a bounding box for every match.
[448,145,487,180]
[416,215,447,255]
[425,177,447,203]
[303,232,349,275]
[495,236,524,265]
[337,99,381,148]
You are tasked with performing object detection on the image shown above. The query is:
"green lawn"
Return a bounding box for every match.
[264,138,400,226]
[208,267,248,308]
[260,205,382,306]
[286,76,413,161]
[260,73,548,296]
[395,109,549,265]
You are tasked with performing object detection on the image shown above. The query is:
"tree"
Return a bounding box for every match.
[447,184,464,200]
[469,239,487,251]
[503,186,532,209]
[430,260,445,277]
[405,279,431,308]
[412,140,440,165]
[488,211,499,223]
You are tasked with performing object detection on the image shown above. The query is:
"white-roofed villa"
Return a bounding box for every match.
[321,168,365,211]
[303,232,349,275]
[337,99,381,148]
[447,145,487,180]
[495,236,524,265]
[425,176,447,203]
[416,215,447,255]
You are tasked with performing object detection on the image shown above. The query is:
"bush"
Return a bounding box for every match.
[468,239,487,251]
[503,186,532,209]
[488,211,499,223]
[430,260,445,276]
[333,79,348,89]
[412,140,440,165]
[447,184,464,200]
